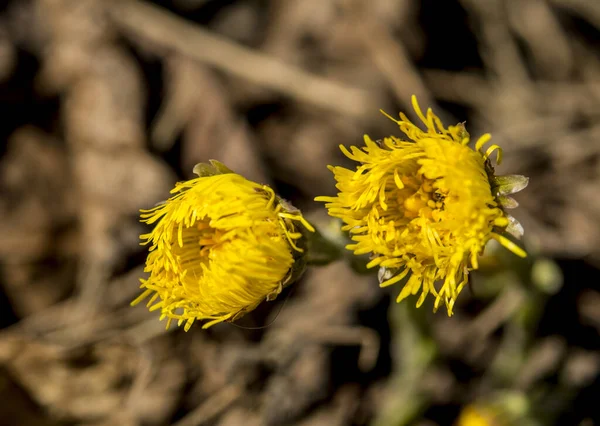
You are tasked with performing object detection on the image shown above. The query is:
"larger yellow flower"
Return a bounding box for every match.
[132,161,314,330]
[316,96,527,315]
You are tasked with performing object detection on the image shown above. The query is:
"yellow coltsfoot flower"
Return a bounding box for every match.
[455,393,530,426]
[316,96,527,315]
[455,405,502,426]
[133,160,314,330]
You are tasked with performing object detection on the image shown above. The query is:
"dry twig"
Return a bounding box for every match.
[109,0,375,118]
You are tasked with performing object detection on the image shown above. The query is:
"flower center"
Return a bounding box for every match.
[172,220,221,283]
[396,174,447,223]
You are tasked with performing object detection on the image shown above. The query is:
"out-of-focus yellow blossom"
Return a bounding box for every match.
[316,96,527,315]
[132,161,314,330]
[455,405,501,426]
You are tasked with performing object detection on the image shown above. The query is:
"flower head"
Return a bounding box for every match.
[455,405,502,426]
[132,160,314,330]
[316,96,527,315]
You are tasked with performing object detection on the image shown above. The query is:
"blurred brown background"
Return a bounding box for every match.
[0,0,598,425]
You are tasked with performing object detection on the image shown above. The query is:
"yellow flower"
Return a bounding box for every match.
[132,161,314,330]
[316,96,527,315]
[455,405,501,426]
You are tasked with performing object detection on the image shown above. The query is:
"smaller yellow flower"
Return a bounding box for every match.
[455,405,501,426]
[132,161,314,330]
[316,96,527,315]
